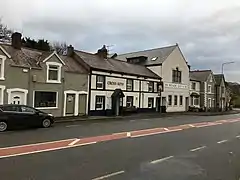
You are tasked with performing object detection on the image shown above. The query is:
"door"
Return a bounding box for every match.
[79,94,87,115]
[66,94,75,115]
[185,97,189,111]
[156,97,161,112]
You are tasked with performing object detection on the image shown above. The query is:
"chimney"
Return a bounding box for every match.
[97,45,108,59]
[67,45,74,57]
[11,32,22,49]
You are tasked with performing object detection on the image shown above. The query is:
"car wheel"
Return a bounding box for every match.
[42,119,51,128]
[0,121,7,132]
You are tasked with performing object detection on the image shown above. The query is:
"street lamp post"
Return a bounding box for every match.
[221,62,234,111]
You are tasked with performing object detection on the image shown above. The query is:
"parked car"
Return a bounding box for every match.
[0,104,54,132]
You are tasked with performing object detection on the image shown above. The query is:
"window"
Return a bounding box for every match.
[208,98,211,107]
[174,95,178,106]
[96,75,105,89]
[0,55,6,80]
[168,95,172,106]
[172,68,182,83]
[95,96,105,110]
[21,106,36,114]
[194,98,199,105]
[34,91,57,108]
[208,85,212,93]
[191,97,194,106]
[151,57,158,61]
[126,79,133,91]
[126,96,133,107]
[148,98,154,108]
[46,62,62,83]
[180,96,183,106]
[1,105,21,112]
[148,82,154,92]
[221,86,224,94]
[192,82,196,90]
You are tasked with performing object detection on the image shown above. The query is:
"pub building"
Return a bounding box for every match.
[75,46,163,116]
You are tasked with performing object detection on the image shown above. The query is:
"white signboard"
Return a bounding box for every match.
[164,83,188,89]
[106,77,126,90]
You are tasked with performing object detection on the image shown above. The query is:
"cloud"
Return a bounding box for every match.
[1,0,240,82]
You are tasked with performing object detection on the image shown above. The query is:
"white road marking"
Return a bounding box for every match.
[188,124,195,127]
[0,141,97,159]
[150,156,174,164]
[127,132,131,137]
[236,135,240,138]
[167,129,183,132]
[0,138,76,150]
[68,138,80,146]
[131,131,164,138]
[190,146,206,152]
[66,124,81,128]
[164,128,169,131]
[130,120,136,122]
[92,170,125,180]
[217,140,228,144]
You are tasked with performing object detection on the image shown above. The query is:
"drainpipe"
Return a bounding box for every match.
[61,77,65,116]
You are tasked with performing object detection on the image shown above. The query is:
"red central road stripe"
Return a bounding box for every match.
[0,118,239,159]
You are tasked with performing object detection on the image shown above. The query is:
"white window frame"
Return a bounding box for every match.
[148,97,154,108]
[208,84,212,93]
[0,55,6,80]
[33,91,58,109]
[179,95,183,106]
[46,62,62,84]
[7,88,28,105]
[96,75,105,89]
[192,82,196,90]
[126,96,134,107]
[96,96,104,110]
[208,98,211,107]
[174,95,178,106]
[0,85,5,104]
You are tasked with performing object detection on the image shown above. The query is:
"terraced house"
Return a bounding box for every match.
[189,70,216,110]
[0,32,89,117]
[115,44,190,112]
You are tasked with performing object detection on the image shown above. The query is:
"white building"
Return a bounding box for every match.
[189,75,201,109]
[115,44,190,112]
[75,46,163,116]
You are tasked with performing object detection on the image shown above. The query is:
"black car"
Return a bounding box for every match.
[0,104,54,132]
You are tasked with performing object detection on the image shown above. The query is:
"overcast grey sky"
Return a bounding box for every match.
[1,0,240,82]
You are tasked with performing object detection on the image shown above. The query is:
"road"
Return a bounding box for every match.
[1,114,240,180]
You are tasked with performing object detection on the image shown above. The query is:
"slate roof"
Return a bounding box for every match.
[0,44,87,73]
[190,70,212,82]
[214,74,224,86]
[75,50,160,79]
[115,45,177,66]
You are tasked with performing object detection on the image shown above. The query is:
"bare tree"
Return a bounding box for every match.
[0,18,13,43]
[51,41,68,55]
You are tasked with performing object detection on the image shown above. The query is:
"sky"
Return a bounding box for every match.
[1,0,240,82]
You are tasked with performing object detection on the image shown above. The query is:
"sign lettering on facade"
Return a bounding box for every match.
[164,83,188,89]
[107,81,124,86]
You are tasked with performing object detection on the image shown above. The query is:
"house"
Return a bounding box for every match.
[0,32,89,117]
[73,45,163,116]
[189,73,201,109]
[115,44,190,112]
[214,74,227,110]
[189,70,216,110]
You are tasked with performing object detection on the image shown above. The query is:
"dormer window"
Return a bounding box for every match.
[46,62,62,83]
[0,55,6,80]
[151,57,158,61]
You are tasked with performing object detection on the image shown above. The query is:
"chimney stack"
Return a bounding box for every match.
[11,32,22,49]
[67,45,74,57]
[97,45,108,59]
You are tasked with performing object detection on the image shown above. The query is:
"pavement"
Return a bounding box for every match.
[1,113,240,180]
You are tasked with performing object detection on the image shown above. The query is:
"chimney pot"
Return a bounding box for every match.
[11,32,22,49]
[97,45,108,59]
[67,45,74,57]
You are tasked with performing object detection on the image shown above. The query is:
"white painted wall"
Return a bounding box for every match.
[147,47,190,112]
[90,70,160,111]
